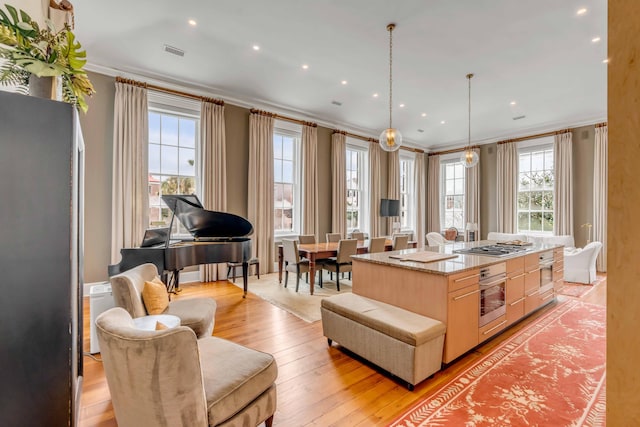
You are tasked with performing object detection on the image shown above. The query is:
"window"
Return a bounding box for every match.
[273,123,301,235]
[440,158,465,231]
[399,154,415,230]
[517,138,554,233]
[346,140,369,233]
[148,108,199,235]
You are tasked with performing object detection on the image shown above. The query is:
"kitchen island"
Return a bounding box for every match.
[351,240,564,363]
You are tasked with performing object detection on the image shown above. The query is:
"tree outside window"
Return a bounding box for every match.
[518,146,554,233]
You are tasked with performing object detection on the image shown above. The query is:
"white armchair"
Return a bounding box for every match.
[564,241,603,284]
[543,235,575,249]
[426,232,450,247]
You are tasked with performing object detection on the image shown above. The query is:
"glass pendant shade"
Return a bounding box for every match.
[461,149,479,168]
[379,128,402,152]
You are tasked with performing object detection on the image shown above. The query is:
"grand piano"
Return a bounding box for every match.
[108,195,254,297]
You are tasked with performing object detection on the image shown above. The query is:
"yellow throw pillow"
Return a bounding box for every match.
[155,321,168,330]
[142,280,169,314]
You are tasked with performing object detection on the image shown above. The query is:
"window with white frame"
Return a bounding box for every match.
[517,137,554,234]
[273,122,301,236]
[440,157,465,231]
[399,154,415,231]
[346,140,369,233]
[148,96,200,236]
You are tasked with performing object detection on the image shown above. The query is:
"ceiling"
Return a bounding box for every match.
[75,0,607,150]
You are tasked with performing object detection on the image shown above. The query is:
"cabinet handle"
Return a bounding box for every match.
[453,289,480,301]
[509,297,526,306]
[526,289,540,297]
[454,273,480,283]
[482,320,508,335]
[527,268,540,274]
[555,268,564,273]
[480,278,507,288]
[509,273,526,280]
[541,293,555,301]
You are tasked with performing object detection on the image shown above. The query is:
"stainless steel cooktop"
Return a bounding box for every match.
[453,244,530,257]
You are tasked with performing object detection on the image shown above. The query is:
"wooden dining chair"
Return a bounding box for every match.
[368,237,387,254]
[321,239,357,291]
[392,234,410,251]
[326,233,342,243]
[282,239,311,292]
[351,231,366,240]
[298,234,316,244]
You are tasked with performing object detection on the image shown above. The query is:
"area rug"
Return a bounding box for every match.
[389,299,606,427]
[557,275,606,298]
[231,273,351,322]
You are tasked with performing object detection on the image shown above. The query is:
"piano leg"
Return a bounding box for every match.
[165,270,182,297]
[242,261,249,298]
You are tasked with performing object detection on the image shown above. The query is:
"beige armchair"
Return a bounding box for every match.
[110,263,216,338]
[96,307,277,427]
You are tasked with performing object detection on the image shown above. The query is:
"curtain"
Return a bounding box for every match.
[554,131,573,235]
[301,124,318,238]
[369,142,382,237]
[414,152,426,247]
[464,148,481,240]
[248,113,274,274]
[111,82,148,263]
[331,132,347,238]
[427,155,441,233]
[593,125,607,271]
[497,142,518,233]
[387,150,400,234]
[200,101,227,282]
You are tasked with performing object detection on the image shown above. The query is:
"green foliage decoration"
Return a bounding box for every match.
[0,3,95,112]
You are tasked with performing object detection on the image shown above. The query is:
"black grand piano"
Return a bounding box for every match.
[108,195,254,297]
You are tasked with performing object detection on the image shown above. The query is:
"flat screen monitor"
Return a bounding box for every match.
[380,199,400,217]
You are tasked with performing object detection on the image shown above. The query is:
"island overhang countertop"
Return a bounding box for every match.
[351,239,564,276]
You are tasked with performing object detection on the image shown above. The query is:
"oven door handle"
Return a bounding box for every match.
[479,277,507,289]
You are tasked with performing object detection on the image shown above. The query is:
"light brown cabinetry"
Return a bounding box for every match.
[444,281,479,363]
[505,257,526,326]
[524,253,541,314]
[553,248,565,291]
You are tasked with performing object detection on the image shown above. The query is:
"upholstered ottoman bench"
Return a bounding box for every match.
[321,293,446,390]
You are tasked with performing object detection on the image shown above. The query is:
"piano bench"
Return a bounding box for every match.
[227,258,260,282]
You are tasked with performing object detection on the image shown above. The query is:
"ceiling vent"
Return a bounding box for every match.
[512,115,526,120]
[163,44,185,57]
[417,129,424,133]
[331,100,342,106]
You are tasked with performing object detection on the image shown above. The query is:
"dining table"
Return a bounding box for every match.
[277,239,417,295]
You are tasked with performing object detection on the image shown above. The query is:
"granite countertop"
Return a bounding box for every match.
[351,240,563,276]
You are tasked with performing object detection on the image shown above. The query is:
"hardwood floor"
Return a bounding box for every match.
[79,276,607,427]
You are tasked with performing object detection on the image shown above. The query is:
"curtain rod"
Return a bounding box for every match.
[250,108,317,127]
[428,145,480,156]
[495,123,609,145]
[115,77,224,106]
[332,130,424,153]
[595,122,608,128]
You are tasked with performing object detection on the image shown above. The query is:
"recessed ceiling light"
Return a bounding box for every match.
[592,37,601,43]
[440,120,446,125]
[302,64,309,70]
[603,58,610,63]
[252,45,260,51]
[373,93,379,98]
[188,19,197,26]
[421,113,427,117]
[577,8,587,15]
[399,103,405,108]
[341,80,348,85]
[510,101,517,106]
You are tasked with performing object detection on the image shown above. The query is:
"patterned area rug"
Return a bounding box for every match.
[230,273,351,323]
[389,300,606,427]
[557,275,606,298]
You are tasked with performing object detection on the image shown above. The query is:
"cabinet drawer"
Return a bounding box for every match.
[506,273,525,304]
[539,288,555,306]
[506,297,525,326]
[524,288,541,314]
[553,266,564,282]
[479,314,508,342]
[506,257,525,277]
[554,279,564,292]
[524,253,540,271]
[448,269,481,292]
[554,247,564,260]
[524,269,540,294]
[444,284,480,363]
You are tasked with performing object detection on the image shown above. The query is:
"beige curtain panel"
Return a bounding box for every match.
[554,131,573,235]
[369,143,382,238]
[200,101,227,282]
[497,142,518,234]
[414,152,426,247]
[593,125,607,271]
[427,154,441,234]
[248,113,275,274]
[301,124,318,237]
[387,150,400,234]
[464,148,481,239]
[331,132,347,238]
[111,82,149,263]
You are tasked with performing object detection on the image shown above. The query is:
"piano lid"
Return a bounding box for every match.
[162,195,253,238]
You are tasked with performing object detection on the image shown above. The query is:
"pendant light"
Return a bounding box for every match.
[379,23,402,152]
[460,73,479,168]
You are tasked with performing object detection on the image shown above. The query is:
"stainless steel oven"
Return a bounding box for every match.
[539,250,554,293]
[479,263,507,327]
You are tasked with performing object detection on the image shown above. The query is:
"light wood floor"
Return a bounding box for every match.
[79,276,606,427]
